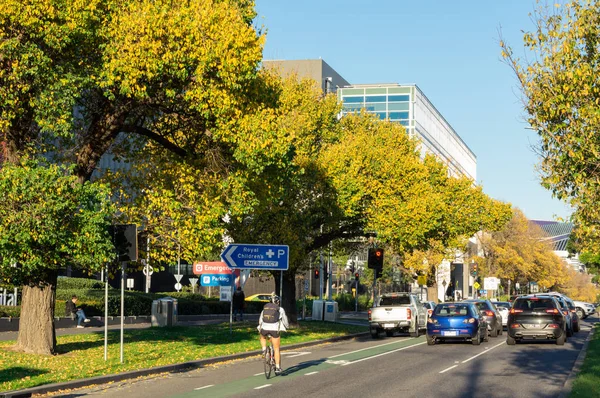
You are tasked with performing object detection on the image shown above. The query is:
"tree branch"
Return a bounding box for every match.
[122,125,188,158]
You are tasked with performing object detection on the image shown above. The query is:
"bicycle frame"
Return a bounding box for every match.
[263,335,276,379]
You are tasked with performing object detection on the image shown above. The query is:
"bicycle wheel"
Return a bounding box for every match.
[263,346,273,379]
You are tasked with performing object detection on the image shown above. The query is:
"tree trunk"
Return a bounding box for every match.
[13,279,57,355]
[274,270,298,325]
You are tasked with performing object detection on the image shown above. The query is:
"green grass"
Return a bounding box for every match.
[570,323,600,398]
[0,321,367,392]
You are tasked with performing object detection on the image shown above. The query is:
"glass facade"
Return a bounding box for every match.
[339,86,413,127]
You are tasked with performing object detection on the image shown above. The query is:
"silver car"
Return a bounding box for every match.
[494,301,511,327]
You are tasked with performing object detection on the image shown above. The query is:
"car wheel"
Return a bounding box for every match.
[556,333,566,345]
[386,330,394,337]
[490,325,499,338]
[576,308,584,319]
[410,319,420,337]
[497,322,503,336]
[472,330,481,345]
[426,334,435,346]
[370,330,380,339]
[573,322,580,333]
[506,335,516,345]
[567,326,573,337]
[483,330,489,342]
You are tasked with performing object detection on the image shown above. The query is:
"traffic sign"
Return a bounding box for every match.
[174,274,183,283]
[417,275,427,286]
[473,281,481,290]
[484,277,499,290]
[221,244,289,270]
[143,265,154,276]
[201,274,233,286]
[193,261,232,275]
[175,282,182,291]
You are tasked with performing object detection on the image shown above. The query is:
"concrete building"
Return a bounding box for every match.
[531,220,583,273]
[338,84,476,181]
[263,59,349,94]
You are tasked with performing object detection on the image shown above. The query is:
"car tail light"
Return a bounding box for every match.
[510,309,523,314]
[511,323,520,328]
[570,309,577,313]
[484,310,494,317]
[427,317,436,324]
[463,318,476,324]
[368,309,372,321]
[547,324,559,329]
[428,309,433,316]
[562,310,568,316]
[546,308,559,314]
[406,308,411,320]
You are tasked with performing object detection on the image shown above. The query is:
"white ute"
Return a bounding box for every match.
[368,292,427,338]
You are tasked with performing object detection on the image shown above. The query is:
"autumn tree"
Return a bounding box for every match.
[0,0,265,353]
[500,1,600,250]
[478,208,568,293]
[0,161,114,354]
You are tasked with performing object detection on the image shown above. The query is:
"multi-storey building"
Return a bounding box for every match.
[338,84,476,181]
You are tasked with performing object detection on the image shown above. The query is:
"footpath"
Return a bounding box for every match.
[0,312,369,398]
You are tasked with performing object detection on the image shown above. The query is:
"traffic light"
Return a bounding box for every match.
[470,261,478,277]
[375,267,382,279]
[314,269,320,279]
[368,248,384,269]
[354,272,360,281]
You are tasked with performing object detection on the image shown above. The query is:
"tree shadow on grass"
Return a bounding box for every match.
[0,366,48,385]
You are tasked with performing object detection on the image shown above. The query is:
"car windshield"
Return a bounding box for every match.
[434,304,471,317]
[514,298,556,311]
[495,302,511,309]
[379,295,410,306]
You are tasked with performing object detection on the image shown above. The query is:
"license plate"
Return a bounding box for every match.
[442,331,458,336]
[383,323,395,328]
[528,324,541,328]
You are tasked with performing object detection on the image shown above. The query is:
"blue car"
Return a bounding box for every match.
[426,303,488,345]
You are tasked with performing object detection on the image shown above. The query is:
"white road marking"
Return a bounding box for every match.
[461,341,505,363]
[284,351,311,358]
[255,384,272,390]
[341,342,427,366]
[305,371,319,376]
[328,338,412,358]
[194,385,214,390]
[325,359,350,365]
[439,365,458,374]
[254,373,264,376]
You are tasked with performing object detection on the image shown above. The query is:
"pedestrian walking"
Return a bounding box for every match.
[232,286,245,321]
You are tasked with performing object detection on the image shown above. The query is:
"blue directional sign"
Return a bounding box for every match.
[221,244,289,271]
[200,274,233,287]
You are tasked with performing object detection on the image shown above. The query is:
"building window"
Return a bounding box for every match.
[365,95,387,103]
[388,95,410,102]
[375,112,387,119]
[343,96,364,103]
[389,111,410,120]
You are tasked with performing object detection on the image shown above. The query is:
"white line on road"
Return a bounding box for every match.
[255,384,272,390]
[194,385,214,390]
[285,352,311,358]
[439,365,458,374]
[328,338,413,358]
[341,342,427,366]
[461,341,505,363]
[254,373,264,376]
[305,371,319,376]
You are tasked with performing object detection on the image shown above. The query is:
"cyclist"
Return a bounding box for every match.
[258,294,289,375]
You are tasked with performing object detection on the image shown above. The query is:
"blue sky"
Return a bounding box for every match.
[254,0,574,221]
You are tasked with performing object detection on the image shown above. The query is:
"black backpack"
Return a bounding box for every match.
[262,302,280,323]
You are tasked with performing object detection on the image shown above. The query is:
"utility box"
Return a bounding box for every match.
[151,297,178,327]
[312,299,325,321]
[323,301,338,322]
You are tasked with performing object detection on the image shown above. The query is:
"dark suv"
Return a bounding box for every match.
[462,299,503,337]
[507,295,567,345]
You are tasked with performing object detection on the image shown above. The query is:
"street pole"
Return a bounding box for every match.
[327,241,333,301]
[104,264,108,361]
[145,236,150,293]
[120,261,125,364]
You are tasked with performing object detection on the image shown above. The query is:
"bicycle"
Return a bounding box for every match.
[263,334,277,379]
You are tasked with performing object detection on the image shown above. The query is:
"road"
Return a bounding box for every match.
[60,315,597,398]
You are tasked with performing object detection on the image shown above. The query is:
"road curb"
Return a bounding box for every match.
[0,331,369,398]
[558,323,596,398]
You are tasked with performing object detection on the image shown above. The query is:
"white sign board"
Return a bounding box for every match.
[220,286,232,302]
[484,277,500,291]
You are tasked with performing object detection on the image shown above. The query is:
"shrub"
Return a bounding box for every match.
[0,305,20,317]
[57,276,103,290]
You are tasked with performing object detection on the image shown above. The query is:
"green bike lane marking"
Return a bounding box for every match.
[175,336,426,397]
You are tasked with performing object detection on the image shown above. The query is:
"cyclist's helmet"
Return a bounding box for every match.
[271,295,281,305]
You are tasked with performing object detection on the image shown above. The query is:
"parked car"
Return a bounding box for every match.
[426,302,488,345]
[507,295,567,345]
[245,293,272,303]
[548,294,575,337]
[462,299,503,337]
[573,300,596,319]
[563,297,580,333]
[494,301,511,327]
